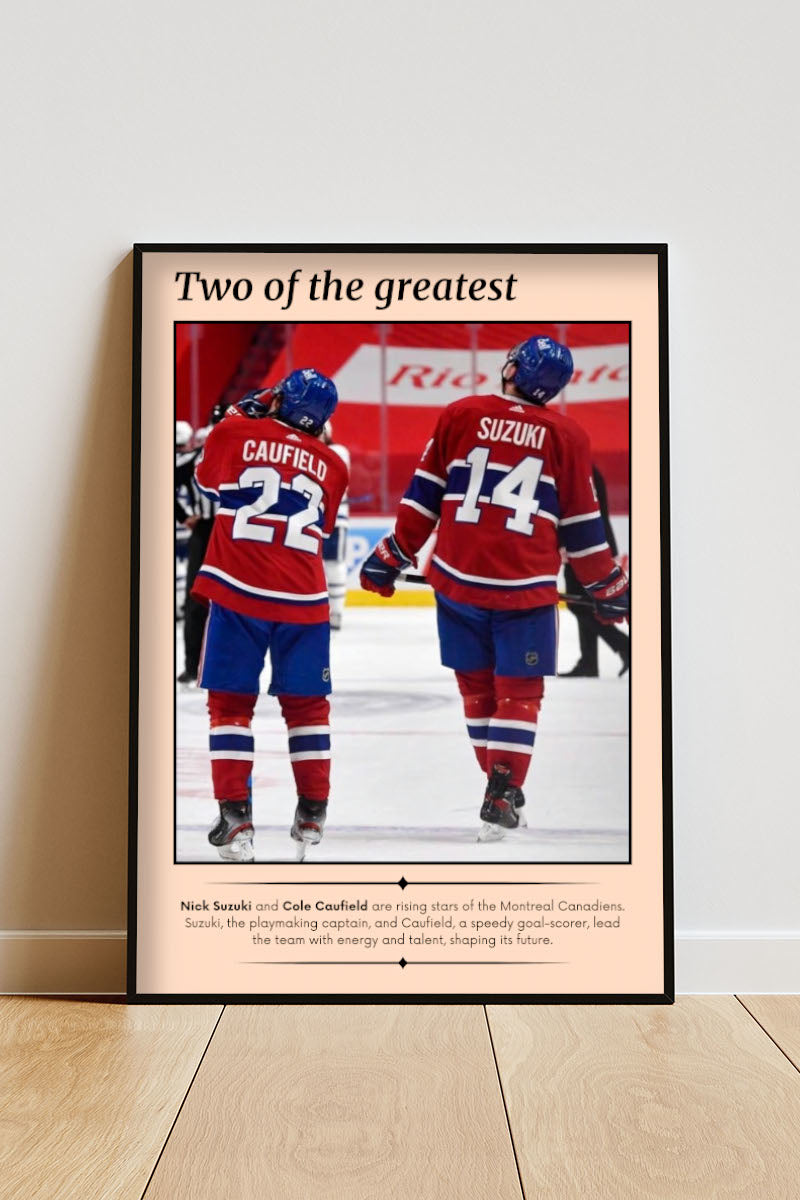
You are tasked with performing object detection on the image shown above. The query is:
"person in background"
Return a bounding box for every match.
[560,464,630,677]
[176,420,193,454]
[175,421,195,525]
[176,403,226,684]
[175,422,196,619]
[320,420,350,630]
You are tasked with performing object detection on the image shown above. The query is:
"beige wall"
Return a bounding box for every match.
[1,1,799,994]
[0,262,131,991]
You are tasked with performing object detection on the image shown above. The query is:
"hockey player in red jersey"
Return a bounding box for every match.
[360,336,629,840]
[192,369,349,862]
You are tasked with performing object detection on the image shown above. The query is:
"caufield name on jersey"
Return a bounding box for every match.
[476,415,548,450]
[240,436,329,481]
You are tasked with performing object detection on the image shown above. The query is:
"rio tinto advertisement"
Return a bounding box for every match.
[334,342,628,406]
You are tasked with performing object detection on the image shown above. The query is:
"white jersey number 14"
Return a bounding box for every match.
[455,448,544,535]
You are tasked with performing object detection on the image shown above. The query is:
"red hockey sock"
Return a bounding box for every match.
[279,694,331,801]
[486,676,544,788]
[455,668,496,775]
[207,690,257,802]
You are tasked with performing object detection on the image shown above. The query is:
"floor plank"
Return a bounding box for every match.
[738,995,800,1071]
[145,1005,523,1200]
[488,997,800,1199]
[0,998,221,1200]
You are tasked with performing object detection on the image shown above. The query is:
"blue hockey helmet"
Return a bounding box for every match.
[502,337,574,404]
[273,368,338,435]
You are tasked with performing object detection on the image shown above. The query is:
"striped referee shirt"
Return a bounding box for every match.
[176,448,217,522]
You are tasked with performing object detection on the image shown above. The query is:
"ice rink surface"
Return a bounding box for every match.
[177,606,629,864]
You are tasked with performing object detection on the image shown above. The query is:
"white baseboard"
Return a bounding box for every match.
[1,931,798,996]
[676,934,800,994]
[0,931,127,995]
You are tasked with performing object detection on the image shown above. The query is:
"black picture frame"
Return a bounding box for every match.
[128,243,673,1004]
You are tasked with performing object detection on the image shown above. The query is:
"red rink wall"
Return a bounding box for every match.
[175,322,261,431]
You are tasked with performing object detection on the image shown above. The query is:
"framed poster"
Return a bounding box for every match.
[129,244,672,1002]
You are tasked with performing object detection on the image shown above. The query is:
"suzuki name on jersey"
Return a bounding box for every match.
[242,438,328,481]
[477,416,547,450]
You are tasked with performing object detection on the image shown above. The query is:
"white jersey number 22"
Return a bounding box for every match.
[455,448,544,535]
[231,466,323,553]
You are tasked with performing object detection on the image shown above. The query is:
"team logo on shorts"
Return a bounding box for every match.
[525,650,539,666]
[322,668,331,682]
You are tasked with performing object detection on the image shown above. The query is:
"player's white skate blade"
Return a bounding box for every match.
[216,832,254,863]
[478,822,507,843]
[290,798,326,862]
[517,811,528,828]
[293,829,322,862]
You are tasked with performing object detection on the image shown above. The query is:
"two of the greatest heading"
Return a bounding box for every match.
[174,268,518,312]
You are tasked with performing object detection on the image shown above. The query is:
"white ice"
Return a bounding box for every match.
[177,606,629,864]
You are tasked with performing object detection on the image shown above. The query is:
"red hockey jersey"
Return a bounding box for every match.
[192,412,349,623]
[394,393,618,610]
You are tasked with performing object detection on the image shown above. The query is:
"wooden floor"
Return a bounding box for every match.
[1,998,798,1199]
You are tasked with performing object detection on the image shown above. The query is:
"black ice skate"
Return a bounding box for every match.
[290,796,328,862]
[208,800,254,863]
[478,766,527,843]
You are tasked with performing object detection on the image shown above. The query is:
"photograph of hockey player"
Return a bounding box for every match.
[320,421,350,630]
[192,369,349,863]
[360,336,630,841]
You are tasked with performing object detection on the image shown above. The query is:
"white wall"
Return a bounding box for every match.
[1,0,797,993]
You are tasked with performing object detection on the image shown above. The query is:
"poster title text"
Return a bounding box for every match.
[174,268,518,312]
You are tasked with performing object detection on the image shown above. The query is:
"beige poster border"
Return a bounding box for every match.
[130,246,671,1001]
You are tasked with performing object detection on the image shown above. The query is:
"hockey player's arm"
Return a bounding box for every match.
[321,458,350,536]
[360,426,447,597]
[393,429,447,556]
[558,427,628,623]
